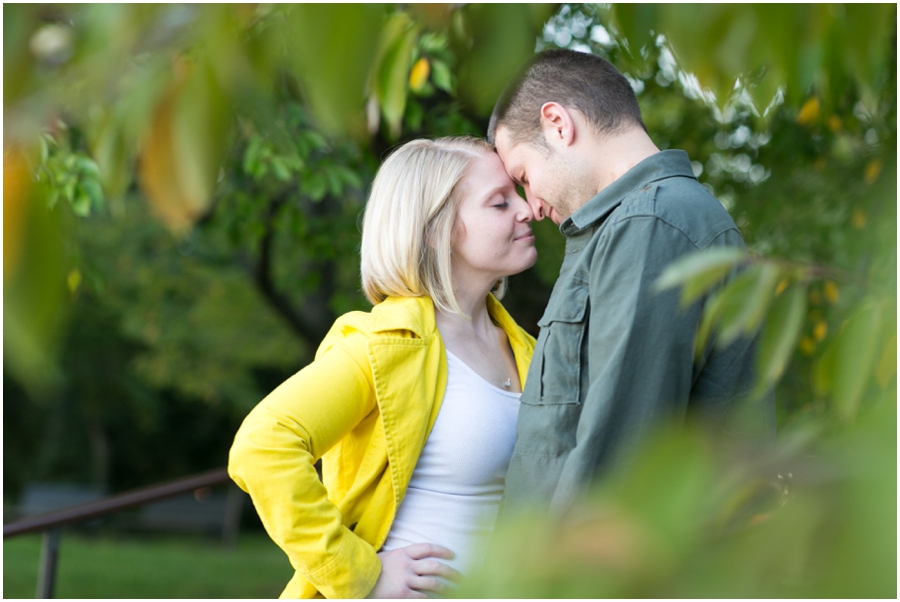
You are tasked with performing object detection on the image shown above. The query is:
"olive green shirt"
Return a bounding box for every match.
[501,150,775,514]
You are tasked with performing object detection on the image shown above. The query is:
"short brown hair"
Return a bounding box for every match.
[488,49,645,148]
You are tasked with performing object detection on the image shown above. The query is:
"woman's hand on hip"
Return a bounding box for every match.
[366,543,462,599]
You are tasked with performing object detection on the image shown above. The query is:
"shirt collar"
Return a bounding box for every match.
[560,149,696,236]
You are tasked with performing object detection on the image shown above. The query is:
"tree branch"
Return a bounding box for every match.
[251,193,334,347]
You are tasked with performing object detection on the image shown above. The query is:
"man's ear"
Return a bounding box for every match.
[539,102,576,147]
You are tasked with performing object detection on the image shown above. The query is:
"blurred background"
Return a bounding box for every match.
[4,3,896,598]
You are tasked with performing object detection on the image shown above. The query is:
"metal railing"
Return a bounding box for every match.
[3,467,242,598]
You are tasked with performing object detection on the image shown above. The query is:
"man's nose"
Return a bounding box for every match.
[525,190,546,221]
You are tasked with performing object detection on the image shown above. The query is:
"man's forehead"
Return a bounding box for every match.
[492,127,521,162]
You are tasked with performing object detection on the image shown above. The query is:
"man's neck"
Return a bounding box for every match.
[592,128,660,194]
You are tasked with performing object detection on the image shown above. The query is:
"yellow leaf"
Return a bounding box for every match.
[864,159,882,184]
[3,147,31,281]
[796,97,820,125]
[799,336,816,356]
[851,208,867,230]
[67,268,82,294]
[409,57,430,92]
[823,281,840,304]
[775,278,789,296]
[813,321,828,341]
[138,57,228,235]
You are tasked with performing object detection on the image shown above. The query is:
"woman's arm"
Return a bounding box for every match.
[228,343,382,598]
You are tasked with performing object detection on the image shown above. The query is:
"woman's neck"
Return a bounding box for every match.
[434,286,495,341]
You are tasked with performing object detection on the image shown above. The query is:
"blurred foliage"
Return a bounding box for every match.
[3,3,896,597]
[462,401,896,598]
[3,2,558,494]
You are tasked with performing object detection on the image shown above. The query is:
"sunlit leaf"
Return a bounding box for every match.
[654,247,747,306]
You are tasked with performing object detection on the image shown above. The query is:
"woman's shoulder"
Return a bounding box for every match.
[318,296,439,356]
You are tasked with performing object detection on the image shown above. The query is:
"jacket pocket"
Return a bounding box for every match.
[523,280,588,406]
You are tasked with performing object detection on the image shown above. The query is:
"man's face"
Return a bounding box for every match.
[493,126,581,226]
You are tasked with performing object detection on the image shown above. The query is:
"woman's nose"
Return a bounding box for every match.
[518,200,535,222]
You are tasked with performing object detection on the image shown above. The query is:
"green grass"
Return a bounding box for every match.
[3,530,293,598]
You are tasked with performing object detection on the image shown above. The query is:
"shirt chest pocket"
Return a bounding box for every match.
[524,281,589,406]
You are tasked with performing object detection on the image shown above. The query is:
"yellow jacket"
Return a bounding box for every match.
[228,295,535,598]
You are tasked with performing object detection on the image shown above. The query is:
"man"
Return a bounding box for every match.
[488,49,775,515]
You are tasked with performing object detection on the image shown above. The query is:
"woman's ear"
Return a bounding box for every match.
[539,102,576,147]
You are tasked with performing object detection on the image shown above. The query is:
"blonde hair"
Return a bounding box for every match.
[360,136,506,315]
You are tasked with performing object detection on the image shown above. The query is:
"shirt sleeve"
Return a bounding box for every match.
[228,340,382,598]
[549,214,706,512]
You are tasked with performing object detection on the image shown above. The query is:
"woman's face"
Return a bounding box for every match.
[451,151,537,287]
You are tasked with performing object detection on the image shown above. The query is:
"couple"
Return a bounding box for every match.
[229,50,774,598]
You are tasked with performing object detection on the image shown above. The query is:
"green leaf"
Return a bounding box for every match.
[75,156,100,177]
[305,172,327,201]
[405,97,425,131]
[431,59,453,93]
[325,168,343,196]
[81,178,104,209]
[655,247,747,300]
[374,13,418,139]
[334,165,362,189]
[755,284,807,389]
[71,191,92,216]
[63,178,77,203]
[285,4,385,138]
[874,332,897,389]
[244,136,263,175]
[270,158,290,182]
[717,262,782,345]
[833,301,882,422]
[694,280,735,360]
[692,265,770,357]
[813,335,837,398]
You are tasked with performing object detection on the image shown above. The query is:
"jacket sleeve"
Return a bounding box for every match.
[550,215,705,511]
[228,340,381,598]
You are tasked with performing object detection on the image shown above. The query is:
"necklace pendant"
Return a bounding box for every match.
[503,378,511,388]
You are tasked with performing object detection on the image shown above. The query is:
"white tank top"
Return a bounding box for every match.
[380,349,521,574]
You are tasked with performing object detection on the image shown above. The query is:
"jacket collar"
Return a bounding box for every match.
[369,296,439,338]
[369,294,523,339]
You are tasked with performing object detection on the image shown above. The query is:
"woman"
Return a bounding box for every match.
[228,136,537,598]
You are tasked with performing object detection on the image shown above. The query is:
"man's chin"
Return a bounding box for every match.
[547,208,565,225]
